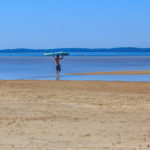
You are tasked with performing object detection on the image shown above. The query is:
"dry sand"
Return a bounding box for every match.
[0,80,150,150]
[68,70,150,75]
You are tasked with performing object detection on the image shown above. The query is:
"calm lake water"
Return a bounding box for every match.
[1,52,150,56]
[0,56,150,81]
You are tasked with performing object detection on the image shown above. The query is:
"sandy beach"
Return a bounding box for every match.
[0,80,150,150]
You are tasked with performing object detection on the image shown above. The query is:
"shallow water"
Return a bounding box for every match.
[0,56,150,81]
[27,74,150,82]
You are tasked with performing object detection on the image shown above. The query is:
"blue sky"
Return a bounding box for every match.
[0,0,150,49]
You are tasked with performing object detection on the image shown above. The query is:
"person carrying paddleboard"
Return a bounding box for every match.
[53,55,64,74]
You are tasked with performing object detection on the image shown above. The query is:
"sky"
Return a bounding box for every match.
[0,0,150,49]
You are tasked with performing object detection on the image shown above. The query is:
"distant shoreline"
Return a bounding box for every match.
[1,47,150,53]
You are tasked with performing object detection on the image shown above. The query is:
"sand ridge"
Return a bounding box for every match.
[67,70,150,75]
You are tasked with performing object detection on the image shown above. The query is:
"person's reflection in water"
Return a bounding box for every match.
[56,73,60,80]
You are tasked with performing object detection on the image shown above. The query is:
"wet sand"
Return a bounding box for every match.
[0,80,150,150]
[68,70,150,75]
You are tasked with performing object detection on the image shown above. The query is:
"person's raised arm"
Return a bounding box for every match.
[60,55,64,60]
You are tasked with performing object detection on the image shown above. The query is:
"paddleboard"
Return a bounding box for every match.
[44,52,69,56]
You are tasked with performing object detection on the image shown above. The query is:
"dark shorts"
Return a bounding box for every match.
[56,64,61,72]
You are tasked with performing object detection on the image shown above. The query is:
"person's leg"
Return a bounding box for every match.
[56,65,59,74]
[58,64,61,72]
[56,64,61,74]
